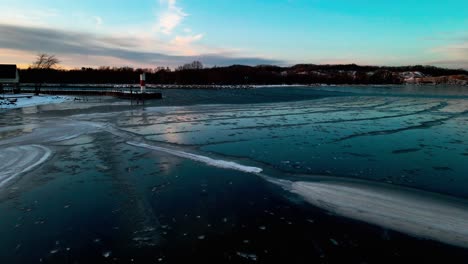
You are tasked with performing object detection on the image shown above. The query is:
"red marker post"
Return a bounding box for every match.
[140,73,146,93]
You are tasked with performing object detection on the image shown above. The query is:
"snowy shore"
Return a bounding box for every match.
[0,94,71,109]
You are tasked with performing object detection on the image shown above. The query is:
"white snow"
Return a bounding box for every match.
[127,141,263,174]
[0,94,71,109]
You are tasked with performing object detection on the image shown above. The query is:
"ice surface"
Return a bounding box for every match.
[0,120,103,147]
[0,87,466,253]
[291,180,468,248]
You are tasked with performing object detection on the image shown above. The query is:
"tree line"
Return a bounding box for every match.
[18,55,468,85]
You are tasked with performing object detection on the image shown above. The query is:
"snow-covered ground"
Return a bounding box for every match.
[0,94,71,109]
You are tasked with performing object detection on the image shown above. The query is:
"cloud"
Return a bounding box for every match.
[0,6,59,27]
[431,40,468,69]
[424,30,468,69]
[171,34,203,50]
[93,16,103,27]
[172,34,203,45]
[170,33,204,55]
[0,24,283,68]
[433,43,468,56]
[427,60,468,70]
[154,0,187,34]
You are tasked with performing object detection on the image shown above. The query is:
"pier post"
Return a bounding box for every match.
[140,73,146,93]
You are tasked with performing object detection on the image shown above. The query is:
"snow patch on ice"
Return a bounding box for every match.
[127,141,263,174]
[291,181,468,248]
[0,94,71,109]
[0,145,52,187]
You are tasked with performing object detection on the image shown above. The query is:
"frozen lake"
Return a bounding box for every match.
[0,85,467,263]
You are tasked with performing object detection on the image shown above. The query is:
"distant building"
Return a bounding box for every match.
[0,64,19,84]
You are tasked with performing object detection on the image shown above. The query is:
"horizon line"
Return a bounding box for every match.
[13,63,468,72]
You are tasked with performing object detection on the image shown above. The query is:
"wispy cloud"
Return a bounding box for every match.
[430,33,468,69]
[427,59,468,69]
[0,24,283,68]
[151,0,206,55]
[172,33,204,45]
[154,0,187,35]
[170,33,204,55]
[432,43,468,56]
[0,6,59,27]
[0,1,213,66]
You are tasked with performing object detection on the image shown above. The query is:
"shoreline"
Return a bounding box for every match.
[11,83,468,90]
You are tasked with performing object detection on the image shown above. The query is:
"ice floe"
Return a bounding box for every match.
[102,250,112,258]
[236,252,258,261]
[290,180,468,248]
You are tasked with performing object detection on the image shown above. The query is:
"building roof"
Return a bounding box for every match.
[0,64,19,83]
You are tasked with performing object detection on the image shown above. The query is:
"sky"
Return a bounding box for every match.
[0,0,467,69]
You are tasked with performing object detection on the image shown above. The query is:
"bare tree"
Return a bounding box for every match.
[176,60,204,71]
[32,54,60,69]
[31,54,60,95]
